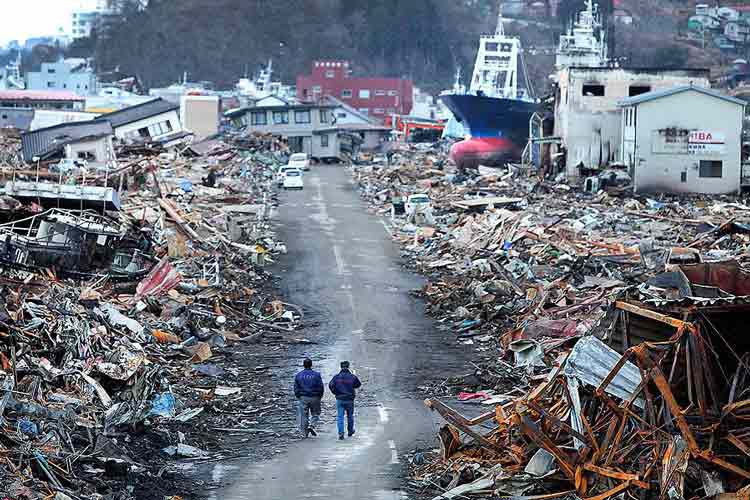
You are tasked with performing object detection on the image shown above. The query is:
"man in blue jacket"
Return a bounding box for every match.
[294,358,324,437]
[328,361,362,440]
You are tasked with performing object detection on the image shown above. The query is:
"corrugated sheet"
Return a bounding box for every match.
[564,335,644,408]
[99,98,178,128]
[21,120,112,162]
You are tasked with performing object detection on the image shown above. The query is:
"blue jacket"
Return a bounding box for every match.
[329,369,362,401]
[294,369,324,398]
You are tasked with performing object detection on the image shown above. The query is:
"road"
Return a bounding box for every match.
[212,165,470,499]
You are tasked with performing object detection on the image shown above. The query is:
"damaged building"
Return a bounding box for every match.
[554,67,710,182]
[619,85,745,194]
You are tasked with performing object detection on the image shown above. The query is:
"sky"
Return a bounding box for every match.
[0,0,97,46]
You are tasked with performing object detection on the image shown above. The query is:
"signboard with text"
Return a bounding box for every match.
[688,130,725,155]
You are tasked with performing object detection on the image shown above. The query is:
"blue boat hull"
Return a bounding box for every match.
[440,93,538,168]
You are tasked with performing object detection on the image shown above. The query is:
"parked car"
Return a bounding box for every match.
[289,153,310,171]
[282,169,304,190]
[49,158,87,174]
[405,193,431,215]
[276,165,299,186]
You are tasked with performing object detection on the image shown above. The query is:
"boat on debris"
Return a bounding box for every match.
[440,6,537,169]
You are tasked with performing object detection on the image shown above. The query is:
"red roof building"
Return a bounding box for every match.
[0,90,85,110]
[296,61,413,119]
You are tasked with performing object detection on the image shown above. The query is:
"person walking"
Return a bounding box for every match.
[294,358,324,438]
[328,361,362,440]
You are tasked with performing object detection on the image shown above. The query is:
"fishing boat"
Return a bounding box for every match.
[440,8,537,169]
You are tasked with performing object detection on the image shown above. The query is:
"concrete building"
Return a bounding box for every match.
[296,60,413,118]
[180,95,220,140]
[554,66,710,181]
[0,90,85,111]
[99,98,185,144]
[70,1,112,40]
[26,60,97,95]
[619,85,745,194]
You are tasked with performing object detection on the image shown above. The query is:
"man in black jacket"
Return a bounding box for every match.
[294,358,324,437]
[328,361,362,440]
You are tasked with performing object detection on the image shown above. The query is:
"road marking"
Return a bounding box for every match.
[332,244,346,275]
[378,405,389,423]
[380,219,392,237]
[388,440,400,464]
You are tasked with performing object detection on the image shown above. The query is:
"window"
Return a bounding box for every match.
[77,151,96,160]
[312,85,321,93]
[47,68,56,74]
[325,70,335,78]
[320,134,329,147]
[358,108,369,115]
[337,112,347,118]
[273,111,289,124]
[138,127,150,138]
[250,111,268,126]
[681,172,687,182]
[375,90,386,96]
[341,89,352,99]
[699,160,723,178]
[582,84,605,96]
[388,90,398,96]
[629,85,651,97]
[320,109,328,123]
[63,84,67,88]
[294,110,311,124]
[373,108,385,114]
[47,82,55,88]
[359,89,370,99]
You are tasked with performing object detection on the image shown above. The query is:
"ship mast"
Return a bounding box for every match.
[469,1,527,100]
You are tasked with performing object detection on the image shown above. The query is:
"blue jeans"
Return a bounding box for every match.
[336,400,355,436]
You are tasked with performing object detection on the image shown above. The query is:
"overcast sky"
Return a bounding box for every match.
[0,0,95,45]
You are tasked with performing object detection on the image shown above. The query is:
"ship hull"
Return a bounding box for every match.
[440,94,538,169]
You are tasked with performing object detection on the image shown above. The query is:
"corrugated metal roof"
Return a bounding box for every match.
[21,119,112,162]
[99,98,179,128]
[0,90,84,102]
[619,84,746,107]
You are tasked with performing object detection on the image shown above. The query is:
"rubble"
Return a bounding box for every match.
[351,145,750,499]
[0,132,303,498]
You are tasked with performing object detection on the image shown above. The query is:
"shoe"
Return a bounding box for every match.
[339,434,345,440]
[308,427,317,437]
[303,428,309,438]
[348,430,355,437]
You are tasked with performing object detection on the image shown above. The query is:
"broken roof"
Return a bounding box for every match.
[619,84,747,107]
[21,119,113,162]
[99,98,179,128]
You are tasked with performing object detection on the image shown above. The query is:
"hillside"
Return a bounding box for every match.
[87,0,738,92]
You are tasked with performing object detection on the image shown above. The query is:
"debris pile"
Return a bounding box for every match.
[352,152,750,499]
[0,134,299,499]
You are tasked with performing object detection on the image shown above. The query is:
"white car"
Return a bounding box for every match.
[288,153,310,171]
[282,169,304,190]
[405,193,431,215]
[276,165,299,186]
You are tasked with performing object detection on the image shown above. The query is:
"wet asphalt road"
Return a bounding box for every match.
[213,165,470,499]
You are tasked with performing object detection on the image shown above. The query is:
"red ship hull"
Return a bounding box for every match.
[449,137,520,170]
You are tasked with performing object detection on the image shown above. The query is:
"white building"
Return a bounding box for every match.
[70,1,113,40]
[554,66,711,182]
[619,85,745,194]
